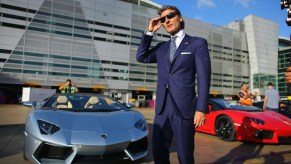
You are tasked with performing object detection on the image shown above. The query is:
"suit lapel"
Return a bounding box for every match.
[172,35,191,64]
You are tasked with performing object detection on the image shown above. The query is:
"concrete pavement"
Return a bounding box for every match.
[0,105,291,164]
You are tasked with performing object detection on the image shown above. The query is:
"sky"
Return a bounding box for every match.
[151,0,290,39]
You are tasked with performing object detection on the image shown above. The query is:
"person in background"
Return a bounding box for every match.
[286,66,291,84]
[238,83,253,106]
[252,91,264,109]
[59,79,78,93]
[263,82,280,112]
[253,92,262,102]
[136,5,211,164]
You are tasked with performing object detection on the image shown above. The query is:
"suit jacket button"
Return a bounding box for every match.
[169,73,171,76]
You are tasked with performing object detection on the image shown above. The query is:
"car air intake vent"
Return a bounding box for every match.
[126,136,148,154]
[253,130,274,139]
[34,143,73,162]
[278,136,291,143]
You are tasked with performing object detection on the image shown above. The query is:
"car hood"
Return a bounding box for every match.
[33,110,138,132]
[222,109,291,128]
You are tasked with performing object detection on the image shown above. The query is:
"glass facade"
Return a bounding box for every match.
[278,37,290,97]
[0,0,250,96]
[253,74,277,89]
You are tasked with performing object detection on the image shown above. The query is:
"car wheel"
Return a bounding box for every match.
[215,115,235,141]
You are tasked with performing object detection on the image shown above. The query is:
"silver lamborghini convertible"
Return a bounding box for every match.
[23,93,148,163]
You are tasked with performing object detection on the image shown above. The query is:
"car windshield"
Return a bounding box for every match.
[212,99,262,112]
[41,94,129,112]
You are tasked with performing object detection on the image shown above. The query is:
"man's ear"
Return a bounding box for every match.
[179,16,183,22]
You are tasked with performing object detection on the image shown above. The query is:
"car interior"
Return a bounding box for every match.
[84,97,100,108]
[47,95,127,110]
[53,96,72,108]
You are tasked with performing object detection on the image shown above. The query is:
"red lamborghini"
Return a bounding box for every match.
[196,99,291,143]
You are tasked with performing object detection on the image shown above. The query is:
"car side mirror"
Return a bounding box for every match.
[126,103,135,108]
[23,101,37,110]
[32,102,37,109]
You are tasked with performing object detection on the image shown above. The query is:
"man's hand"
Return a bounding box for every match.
[246,90,251,98]
[59,81,69,90]
[148,17,163,33]
[194,111,206,128]
[286,67,291,84]
[65,81,70,86]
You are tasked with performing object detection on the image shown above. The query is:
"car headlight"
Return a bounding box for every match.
[134,119,147,131]
[37,120,60,135]
[247,117,265,125]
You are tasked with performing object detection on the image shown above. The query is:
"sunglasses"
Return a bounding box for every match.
[160,12,177,23]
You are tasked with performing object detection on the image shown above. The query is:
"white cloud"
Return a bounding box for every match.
[197,0,216,9]
[235,0,253,8]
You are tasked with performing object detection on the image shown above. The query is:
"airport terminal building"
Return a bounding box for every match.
[0,0,280,103]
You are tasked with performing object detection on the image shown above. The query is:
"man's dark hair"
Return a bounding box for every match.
[267,82,273,86]
[158,5,185,29]
[66,79,71,83]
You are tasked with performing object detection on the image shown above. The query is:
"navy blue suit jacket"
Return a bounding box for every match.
[136,34,211,119]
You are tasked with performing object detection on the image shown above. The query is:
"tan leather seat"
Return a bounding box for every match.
[84,97,99,108]
[55,96,72,108]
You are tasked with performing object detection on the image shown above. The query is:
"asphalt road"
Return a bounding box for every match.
[0,105,291,164]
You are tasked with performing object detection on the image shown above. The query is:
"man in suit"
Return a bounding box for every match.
[136,5,211,164]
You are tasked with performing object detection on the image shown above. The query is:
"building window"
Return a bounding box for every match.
[2,68,21,73]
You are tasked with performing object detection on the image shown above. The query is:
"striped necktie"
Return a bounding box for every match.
[170,36,177,63]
